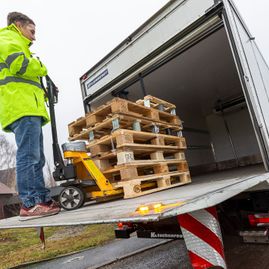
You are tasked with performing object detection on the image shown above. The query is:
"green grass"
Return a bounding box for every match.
[0,224,115,269]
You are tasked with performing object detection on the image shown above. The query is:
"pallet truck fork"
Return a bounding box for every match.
[45,76,122,210]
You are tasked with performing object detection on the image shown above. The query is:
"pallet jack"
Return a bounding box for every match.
[44,76,123,210]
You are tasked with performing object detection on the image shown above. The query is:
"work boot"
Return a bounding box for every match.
[19,200,61,221]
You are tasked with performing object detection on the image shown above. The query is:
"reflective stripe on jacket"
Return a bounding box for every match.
[0,24,49,131]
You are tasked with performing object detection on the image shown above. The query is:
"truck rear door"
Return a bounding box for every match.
[222,0,269,167]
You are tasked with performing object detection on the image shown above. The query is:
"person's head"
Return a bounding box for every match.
[7,12,36,41]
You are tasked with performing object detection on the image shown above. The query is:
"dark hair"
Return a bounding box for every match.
[7,12,35,26]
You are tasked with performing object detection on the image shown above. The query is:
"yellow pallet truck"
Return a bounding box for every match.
[45,76,123,210]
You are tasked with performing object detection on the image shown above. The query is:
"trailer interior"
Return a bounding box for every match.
[92,26,264,178]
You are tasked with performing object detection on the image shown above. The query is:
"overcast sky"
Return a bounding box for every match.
[1,0,269,168]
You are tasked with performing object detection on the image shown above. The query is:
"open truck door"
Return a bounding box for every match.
[222,0,269,168]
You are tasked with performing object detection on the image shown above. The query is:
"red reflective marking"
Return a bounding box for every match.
[177,213,225,258]
[256,217,269,223]
[206,207,218,220]
[248,214,269,226]
[188,251,214,269]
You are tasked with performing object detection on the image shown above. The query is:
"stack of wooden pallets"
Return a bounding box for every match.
[68,95,191,198]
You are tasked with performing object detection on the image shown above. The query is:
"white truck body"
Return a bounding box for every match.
[2,0,269,228]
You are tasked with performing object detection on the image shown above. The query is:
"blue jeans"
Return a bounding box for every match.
[9,116,51,208]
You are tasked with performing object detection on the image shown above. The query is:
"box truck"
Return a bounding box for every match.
[2,0,269,268]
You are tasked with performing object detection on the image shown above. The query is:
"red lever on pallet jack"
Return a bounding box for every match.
[248,214,269,226]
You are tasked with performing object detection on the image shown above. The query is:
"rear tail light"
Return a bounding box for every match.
[248,214,269,226]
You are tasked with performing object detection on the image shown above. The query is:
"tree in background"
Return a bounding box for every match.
[0,134,16,189]
[0,134,56,189]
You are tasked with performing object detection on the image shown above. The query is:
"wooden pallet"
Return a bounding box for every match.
[68,116,86,138]
[93,149,186,173]
[112,171,191,198]
[88,128,186,154]
[69,114,182,141]
[89,129,186,171]
[136,95,176,114]
[68,97,181,139]
[86,98,181,128]
[88,129,186,171]
[93,148,186,164]
[103,159,189,181]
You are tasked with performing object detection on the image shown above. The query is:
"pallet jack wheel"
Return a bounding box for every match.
[59,186,85,210]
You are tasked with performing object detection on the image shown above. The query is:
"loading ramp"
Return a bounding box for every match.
[0,165,268,229]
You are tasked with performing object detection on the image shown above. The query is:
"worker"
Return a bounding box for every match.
[0,12,60,220]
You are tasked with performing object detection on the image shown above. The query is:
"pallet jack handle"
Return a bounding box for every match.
[43,75,76,181]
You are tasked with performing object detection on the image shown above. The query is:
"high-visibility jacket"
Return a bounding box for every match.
[0,23,49,131]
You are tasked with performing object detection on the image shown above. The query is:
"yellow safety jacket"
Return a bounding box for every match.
[0,23,49,131]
